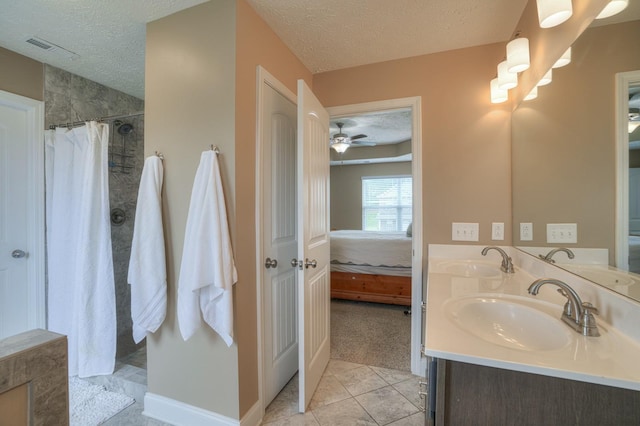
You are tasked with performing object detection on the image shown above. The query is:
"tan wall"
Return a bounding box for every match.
[235,0,312,415]
[145,1,240,417]
[314,43,513,251]
[512,20,640,263]
[330,162,412,230]
[0,47,43,101]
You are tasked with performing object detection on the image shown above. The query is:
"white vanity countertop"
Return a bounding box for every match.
[424,244,640,391]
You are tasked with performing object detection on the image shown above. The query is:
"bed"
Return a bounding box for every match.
[330,230,412,306]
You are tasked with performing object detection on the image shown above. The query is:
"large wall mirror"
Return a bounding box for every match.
[511,6,640,301]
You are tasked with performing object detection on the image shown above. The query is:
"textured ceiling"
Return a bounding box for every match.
[246,0,529,73]
[0,0,208,99]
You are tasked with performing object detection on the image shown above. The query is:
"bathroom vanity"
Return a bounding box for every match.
[423,245,640,425]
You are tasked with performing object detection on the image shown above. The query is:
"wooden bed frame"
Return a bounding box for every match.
[330,271,411,306]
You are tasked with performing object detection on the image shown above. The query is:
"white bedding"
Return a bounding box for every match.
[330,230,412,268]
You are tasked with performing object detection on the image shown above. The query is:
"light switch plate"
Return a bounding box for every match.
[492,222,505,240]
[547,223,577,243]
[452,222,479,241]
[520,223,533,241]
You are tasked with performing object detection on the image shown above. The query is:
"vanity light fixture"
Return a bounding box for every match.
[490,78,508,104]
[537,68,553,86]
[536,0,573,28]
[595,0,629,19]
[497,61,518,90]
[552,47,572,68]
[524,86,538,101]
[506,37,530,73]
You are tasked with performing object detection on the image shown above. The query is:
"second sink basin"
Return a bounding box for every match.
[443,296,572,352]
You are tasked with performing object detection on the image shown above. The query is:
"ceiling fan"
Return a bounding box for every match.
[330,122,376,153]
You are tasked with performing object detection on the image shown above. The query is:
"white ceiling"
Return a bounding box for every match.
[0,0,529,100]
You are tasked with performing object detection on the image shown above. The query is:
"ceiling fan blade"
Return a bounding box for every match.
[350,134,368,140]
[351,141,376,146]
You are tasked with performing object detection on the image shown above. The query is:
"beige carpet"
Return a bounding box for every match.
[330,299,411,371]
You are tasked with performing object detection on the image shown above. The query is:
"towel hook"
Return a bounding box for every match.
[155,151,164,160]
[210,144,220,155]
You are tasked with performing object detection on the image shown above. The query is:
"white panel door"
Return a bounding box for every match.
[297,80,330,412]
[0,91,45,339]
[261,82,299,406]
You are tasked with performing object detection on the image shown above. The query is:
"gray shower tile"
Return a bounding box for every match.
[334,365,388,396]
[370,365,416,385]
[324,359,362,377]
[263,412,319,426]
[311,398,377,426]
[44,65,71,95]
[392,376,425,410]
[355,385,419,425]
[308,374,351,410]
[387,412,426,426]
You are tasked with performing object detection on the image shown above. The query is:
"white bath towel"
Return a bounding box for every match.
[128,155,166,343]
[178,151,237,346]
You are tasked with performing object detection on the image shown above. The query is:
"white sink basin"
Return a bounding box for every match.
[443,296,572,351]
[438,261,503,278]
[562,265,638,289]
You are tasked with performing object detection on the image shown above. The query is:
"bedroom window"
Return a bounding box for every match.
[362,176,412,232]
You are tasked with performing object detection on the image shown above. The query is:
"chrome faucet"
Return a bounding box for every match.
[481,246,515,273]
[538,247,575,264]
[528,278,600,337]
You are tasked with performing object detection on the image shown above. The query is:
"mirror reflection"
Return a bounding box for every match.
[511,11,640,301]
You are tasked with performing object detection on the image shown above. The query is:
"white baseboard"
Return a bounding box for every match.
[143,392,240,426]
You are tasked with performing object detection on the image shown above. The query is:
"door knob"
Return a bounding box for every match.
[305,258,317,269]
[264,257,278,269]
[291,258,302,269]
[11,249,27,259]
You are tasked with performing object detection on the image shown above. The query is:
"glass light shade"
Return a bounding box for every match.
[490,78,508,104]
[630,121,640,134]
[537,69,553,86]
[331,142,349,153]
[537,0,573,28]
[524,86,538,101]
[552,47,572,68]
[507,38,530,73]
[596,0,628,19]
[497,61,517,90]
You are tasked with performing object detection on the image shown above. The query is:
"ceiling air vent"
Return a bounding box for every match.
[24,36,79,60]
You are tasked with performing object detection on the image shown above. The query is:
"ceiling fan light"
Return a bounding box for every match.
[629,121,640,134]
[497,61,518,90]
[490,78,508,104]
[536,0,573,28]
[506,38,530,73]
[596,0,629,19]
[524,86,538,101]
[553,47,572,68]
[537,69,553,86]
[331,142,349,153]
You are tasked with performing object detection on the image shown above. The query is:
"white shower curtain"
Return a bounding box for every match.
[45,122,116,378]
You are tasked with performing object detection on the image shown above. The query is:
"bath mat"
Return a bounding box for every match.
[69,376,134,425]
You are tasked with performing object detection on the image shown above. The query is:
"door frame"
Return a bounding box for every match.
[327,97,424,376]
[0,90,46,333]
[255,66,298,417]
[615,71,640,269]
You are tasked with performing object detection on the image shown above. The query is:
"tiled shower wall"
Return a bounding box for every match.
[44,65,145,359]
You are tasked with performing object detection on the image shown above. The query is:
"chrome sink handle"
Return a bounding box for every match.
[481,246,514,273]
[538,247,575,264]
[528,278,600,337]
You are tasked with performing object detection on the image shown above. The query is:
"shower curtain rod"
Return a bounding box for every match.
[48,111,144,129]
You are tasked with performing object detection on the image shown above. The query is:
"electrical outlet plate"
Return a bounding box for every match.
[452,222,479,241]
[520,223,533,241]
[547,223,577,243]
[492,222,504,240]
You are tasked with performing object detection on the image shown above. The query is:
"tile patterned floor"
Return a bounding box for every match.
[263,360,425,426]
